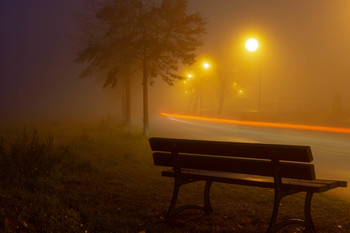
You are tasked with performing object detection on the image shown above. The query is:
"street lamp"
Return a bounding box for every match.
[203,63,210,69]
[245,38,259,52]
[245,37,261,112]
[184,73,193,93]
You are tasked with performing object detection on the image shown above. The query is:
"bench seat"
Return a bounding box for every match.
[162,168,347,193]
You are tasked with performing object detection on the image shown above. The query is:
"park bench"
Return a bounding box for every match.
[149,137,347,233]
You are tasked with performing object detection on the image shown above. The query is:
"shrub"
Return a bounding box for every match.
[0,129,67,192]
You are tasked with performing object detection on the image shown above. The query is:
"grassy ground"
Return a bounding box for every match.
[0,121,349,232]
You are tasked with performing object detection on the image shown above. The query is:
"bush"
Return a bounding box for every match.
[0,129,67,192]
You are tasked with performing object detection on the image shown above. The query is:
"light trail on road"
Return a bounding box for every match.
[160,112,350,134]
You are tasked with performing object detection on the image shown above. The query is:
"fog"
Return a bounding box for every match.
[1,0,350,128]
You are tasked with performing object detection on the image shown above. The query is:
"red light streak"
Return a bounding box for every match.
[160,112,350,134]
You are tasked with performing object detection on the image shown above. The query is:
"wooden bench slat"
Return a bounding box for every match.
[154,152,316,180]
[162,168,276,188]
[162,169,341,193]
[150,137,313,162]
[337,180,348,187]
[281,178,339,192]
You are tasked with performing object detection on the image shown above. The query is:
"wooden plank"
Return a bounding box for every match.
[149,137,313,162]
[337,180,348,187]
[299,179,348,188]
[281,178,341,193]
[161,169,330,192]
[153,152,315,180]
[280,162,316,180]
[161,169,276,188]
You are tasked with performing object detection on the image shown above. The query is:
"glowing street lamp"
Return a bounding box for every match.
[245,37,262,112]
[184,73,194,94]
[245,38,259,52]
[203,62,210,69]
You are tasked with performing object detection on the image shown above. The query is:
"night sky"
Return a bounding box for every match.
[0,0,113,121]
[1,0,350,122]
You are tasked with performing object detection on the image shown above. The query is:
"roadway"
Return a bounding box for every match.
[149,114,350,200]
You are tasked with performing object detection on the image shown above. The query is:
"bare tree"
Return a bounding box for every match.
[75,0,206,136]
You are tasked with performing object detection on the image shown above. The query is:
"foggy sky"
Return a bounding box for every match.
[1,0,350,122]
[0,0,114,122]
[189,0,350,108]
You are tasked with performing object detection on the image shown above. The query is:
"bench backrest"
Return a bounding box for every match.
[149,137,316,180]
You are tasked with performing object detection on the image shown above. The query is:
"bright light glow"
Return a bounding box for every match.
[160,112,350,134]
[245,38,259,52]
[203,63,210,69]
[188,74,192,78]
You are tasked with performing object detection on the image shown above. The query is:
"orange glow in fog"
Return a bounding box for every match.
[160,112,350,134]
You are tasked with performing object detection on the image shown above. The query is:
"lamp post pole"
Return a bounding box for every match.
[245,38,261,113]
[258,44,262,113]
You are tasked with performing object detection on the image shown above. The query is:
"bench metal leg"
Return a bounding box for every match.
[204,180,213,215]
[266,190,316,233]
[304,192,316,233]
[166,179,214,219]
[266,189,282,233]
[166,178,181,218]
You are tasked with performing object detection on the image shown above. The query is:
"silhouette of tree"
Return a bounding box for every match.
[75,0,206,135]
[74,0,136,127]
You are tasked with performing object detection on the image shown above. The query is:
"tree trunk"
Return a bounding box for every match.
[218,90,224,116]
[121,85,126,124]
[125,74,131,127]
[218,79,226,116]
[143,60,149,137]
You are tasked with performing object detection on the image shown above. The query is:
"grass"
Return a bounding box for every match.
[0,121,349,232]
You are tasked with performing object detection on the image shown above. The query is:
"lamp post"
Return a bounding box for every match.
[245,38,261,113]
[202,62,213,115]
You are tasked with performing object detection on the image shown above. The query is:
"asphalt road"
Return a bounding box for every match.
[150,114,350,199]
